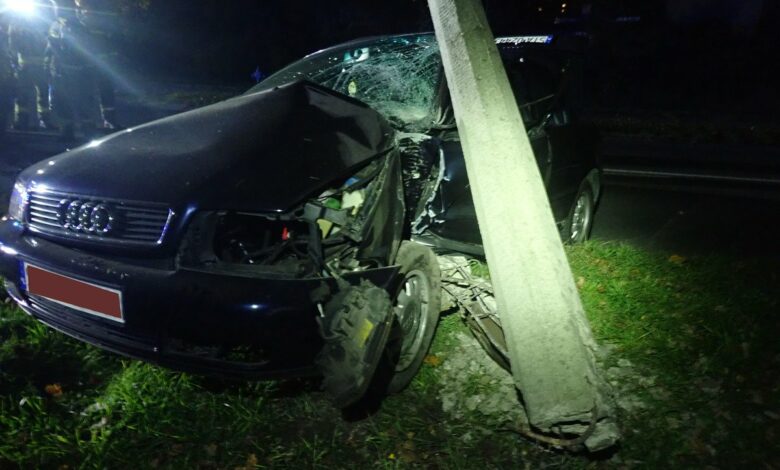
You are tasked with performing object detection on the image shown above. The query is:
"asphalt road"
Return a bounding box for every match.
[591,182,780,257]
[1,102,778,258]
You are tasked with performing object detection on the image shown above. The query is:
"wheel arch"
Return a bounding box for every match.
[585,168,602,203]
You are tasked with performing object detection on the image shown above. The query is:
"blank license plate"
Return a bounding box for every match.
[24,264,124,323]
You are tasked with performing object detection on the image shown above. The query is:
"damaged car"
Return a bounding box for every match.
[0,33,600,406]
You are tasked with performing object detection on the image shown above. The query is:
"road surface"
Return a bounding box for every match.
[592,182,780,257]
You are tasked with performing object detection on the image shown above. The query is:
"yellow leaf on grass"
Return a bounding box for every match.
[423,355,442,367]
[668,254,686,265]
[45,384,63,398]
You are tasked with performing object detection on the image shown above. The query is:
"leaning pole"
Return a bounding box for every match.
[427,0,619,450]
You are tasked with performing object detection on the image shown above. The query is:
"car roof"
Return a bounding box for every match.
[302,32,584,60]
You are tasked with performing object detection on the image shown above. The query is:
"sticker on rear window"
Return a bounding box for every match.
[496,35,553,45]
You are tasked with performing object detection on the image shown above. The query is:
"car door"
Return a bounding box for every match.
[426,59,557,247]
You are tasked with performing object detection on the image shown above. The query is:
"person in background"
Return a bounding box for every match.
[0,15,14,138]
[47,0,100,140]
[75,0,119,130]
[8,0,58,130]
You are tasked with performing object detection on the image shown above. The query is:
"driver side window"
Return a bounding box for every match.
[504,59,558,127]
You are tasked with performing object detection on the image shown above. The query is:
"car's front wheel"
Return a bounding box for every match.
[387,241,441,393]
[562,182,595,244]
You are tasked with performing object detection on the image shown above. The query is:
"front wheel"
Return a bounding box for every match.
[562,183,595,244]
[387,241,441,393]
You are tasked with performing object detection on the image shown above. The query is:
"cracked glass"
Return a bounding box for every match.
[251,34,442,131]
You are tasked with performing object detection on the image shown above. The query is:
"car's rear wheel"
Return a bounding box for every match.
[387,241,441,393]
[562,183,595,244]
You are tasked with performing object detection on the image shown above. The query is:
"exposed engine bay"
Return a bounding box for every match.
[177,147,407,282]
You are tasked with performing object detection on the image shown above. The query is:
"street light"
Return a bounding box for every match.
[3,0,38,16]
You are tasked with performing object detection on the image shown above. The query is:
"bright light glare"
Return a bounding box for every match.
[4,0,37,16]
[0,244,19,256]
[29,181,50,193]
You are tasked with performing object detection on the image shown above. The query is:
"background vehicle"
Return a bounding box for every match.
[0,33,599,404]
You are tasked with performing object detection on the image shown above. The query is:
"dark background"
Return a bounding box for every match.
[102,0,779,141]
[115,0,432,84]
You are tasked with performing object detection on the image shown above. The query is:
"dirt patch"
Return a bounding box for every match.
[437,332,526,430]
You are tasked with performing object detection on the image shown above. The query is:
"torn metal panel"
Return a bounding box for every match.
[397,132,447,235]
[438,255,509,369]
[176,148,404,279]
[437,256,619,453]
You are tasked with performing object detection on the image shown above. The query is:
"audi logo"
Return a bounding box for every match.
[56,199,116,235]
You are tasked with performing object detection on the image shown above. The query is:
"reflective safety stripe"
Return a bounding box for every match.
[58,64,90,72]
[18,56,46,67]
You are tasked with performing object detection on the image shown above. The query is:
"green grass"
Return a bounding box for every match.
[567,242,780,467]
[1,241,779,468]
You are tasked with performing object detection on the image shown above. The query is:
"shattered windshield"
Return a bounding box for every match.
[250,34,442,131]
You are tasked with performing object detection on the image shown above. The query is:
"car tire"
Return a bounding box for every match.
[387,241,441,393]
[562,182,595,244]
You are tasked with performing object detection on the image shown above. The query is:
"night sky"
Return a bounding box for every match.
[100,0,776,125]
[115,0,774,84]
[120,1,432,83]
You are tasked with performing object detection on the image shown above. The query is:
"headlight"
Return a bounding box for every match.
[8,181,29,222]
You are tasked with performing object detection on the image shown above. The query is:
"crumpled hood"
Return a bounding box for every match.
[22,80,396,213]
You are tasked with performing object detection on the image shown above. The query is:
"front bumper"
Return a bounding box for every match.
[0,219,399,379]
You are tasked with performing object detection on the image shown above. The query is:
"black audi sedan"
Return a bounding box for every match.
[0,33,599,405]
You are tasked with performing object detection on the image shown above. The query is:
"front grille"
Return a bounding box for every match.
[27,190,174,248]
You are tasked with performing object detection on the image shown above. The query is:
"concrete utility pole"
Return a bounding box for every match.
[427,0,619,450]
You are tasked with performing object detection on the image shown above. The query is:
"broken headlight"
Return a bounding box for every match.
[178,155,398,278]
[213,213,313,271]
[7,181,28,222]
[178,209,322,278]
